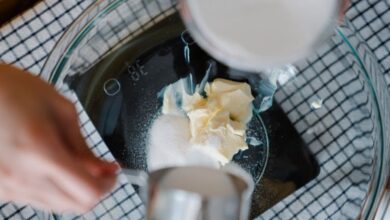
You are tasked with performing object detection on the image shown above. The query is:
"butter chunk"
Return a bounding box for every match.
[162,77,254,166]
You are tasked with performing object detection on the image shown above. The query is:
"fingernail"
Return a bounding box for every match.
[98,162,119,176]
[87,160,119,176]
[109,162,120,172]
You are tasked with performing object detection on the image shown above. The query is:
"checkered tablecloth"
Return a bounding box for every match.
[0,0,389,219]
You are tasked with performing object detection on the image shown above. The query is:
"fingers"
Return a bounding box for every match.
[0,141,114,213]
[50,95,118,177]
[339,0,350,22]
[36,143,115,209]
[342,0,350,11]
[43,177,92,213]
[0,168,85,213]
[0,64,117,213]
[22,119,116,211]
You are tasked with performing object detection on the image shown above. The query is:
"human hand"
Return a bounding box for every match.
[339,0,350,22]
[0,64,118,213]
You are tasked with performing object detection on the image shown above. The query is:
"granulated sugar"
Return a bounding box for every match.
[148,114,192,171]
[147,114,221,171]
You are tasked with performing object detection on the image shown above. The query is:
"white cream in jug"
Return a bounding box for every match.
[185,0,339,69]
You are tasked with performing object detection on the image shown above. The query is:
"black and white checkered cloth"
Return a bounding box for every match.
[0,0,389,219]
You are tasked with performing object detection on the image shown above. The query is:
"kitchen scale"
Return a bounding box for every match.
[64,13,320,217]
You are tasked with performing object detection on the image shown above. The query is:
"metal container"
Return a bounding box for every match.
[123,165,254,220]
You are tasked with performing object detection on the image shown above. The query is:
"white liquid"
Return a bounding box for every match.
[186,0,339,70]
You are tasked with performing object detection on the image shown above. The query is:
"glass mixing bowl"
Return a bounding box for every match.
[42,0,390,219]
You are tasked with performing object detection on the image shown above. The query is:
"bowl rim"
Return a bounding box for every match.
[41,1,389,219]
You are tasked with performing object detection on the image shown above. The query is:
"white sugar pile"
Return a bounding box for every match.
[147,115,191,171]
[148,114,220,171]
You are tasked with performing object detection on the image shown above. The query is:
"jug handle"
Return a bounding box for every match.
[121,169,148,186]
[121,169,149,203]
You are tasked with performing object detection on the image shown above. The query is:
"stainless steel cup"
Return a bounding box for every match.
[123,165,254,220]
